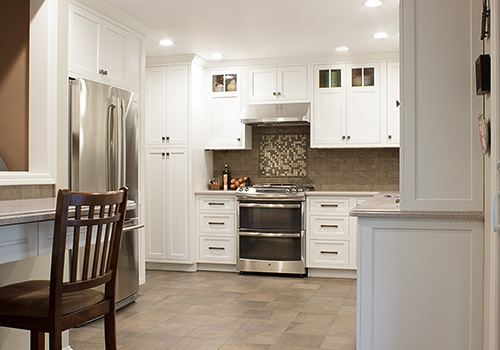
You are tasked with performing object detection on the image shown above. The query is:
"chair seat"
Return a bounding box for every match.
[0,280,104,318]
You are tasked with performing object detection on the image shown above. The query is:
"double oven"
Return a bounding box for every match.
[236,184,311,275]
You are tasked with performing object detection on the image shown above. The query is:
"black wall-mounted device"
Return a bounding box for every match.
[476,54,491,95]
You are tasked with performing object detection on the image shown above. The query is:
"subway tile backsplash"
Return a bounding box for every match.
[213,126,399,191]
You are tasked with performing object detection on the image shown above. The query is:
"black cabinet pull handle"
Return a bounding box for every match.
[320,251,339,255]
[320,224,339,228]
[208,247,225,250]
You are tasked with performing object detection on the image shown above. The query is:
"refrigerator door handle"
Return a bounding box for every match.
[119,99,126,188]
[107,103,116,190]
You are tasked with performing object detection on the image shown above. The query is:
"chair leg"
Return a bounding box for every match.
[31,331,44,350]
[49,331,62,350]
[104,310,117,350]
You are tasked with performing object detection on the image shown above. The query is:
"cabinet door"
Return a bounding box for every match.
[386,61,400,145]
[101,20,129,88]
[165,149,189,261]
[248,67,276,101]
[68,4,102,81]
[145,67,167,146]
[277,66,307,100]
[311,65,346,147]
[129,34,144,95]
[165,65,189,145]
[347,63,380,145]
[145,149,168,260]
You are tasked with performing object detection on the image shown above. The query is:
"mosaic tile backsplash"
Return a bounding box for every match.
[260,133,307,177]
[213,126,399,191]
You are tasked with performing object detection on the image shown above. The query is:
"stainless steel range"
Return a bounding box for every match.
[236,184,314,275]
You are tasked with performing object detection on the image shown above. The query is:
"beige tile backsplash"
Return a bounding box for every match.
[213,126,399,192]
[0,185,55,201]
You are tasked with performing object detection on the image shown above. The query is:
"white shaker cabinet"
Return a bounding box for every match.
[346,62,380,145]
[145,148,189,262]
[145,65,189,146]
[248,65,308,101]
[69,3,130,89]
[386,61,400,146]
[206,69,251,150]
[311,65,347,147]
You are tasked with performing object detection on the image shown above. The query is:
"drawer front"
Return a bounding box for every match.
[198,236,235,263]
[198,214,235,235]
[309,216,349,239]
[308,198,350,214]
[307,240,349,268]
[197,196,235,212]
[0,224,38,264]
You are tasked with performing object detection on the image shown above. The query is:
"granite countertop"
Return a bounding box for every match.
[195,190,379,197]
[195,190,239,195]
[0,198,137,227]
[350,193,484,220]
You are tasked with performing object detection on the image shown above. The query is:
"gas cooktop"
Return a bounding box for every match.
[236,183,314,199]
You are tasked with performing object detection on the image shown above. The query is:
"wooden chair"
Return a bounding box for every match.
[0,187,128,350]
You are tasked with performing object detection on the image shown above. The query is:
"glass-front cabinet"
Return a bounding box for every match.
[206,69,252,150]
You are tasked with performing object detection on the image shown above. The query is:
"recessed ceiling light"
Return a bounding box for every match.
[210,53,224,60]
[373,32,389,39]
[363,0,382,7]
[159,39,174,46]
[335,46,350,52]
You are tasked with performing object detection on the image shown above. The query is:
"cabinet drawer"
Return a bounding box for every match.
[309,198,350,214]
[307,240,349,268]
[0,224,38,264]
[197,196,235,212]
[198,236,235,263]
[309,216,349,239]
[198,214,235,235]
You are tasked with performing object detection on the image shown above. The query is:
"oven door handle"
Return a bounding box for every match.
[239,232,301,238]
[238,203,301,209]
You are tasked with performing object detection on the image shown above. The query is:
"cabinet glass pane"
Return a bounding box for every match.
[225,74,237,92]
[319,70,329,88]
[213,75,224,92]
[352,68,362,87]
[331,69,341,88]
[364,67,375,86]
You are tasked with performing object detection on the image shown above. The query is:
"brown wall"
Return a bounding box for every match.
[213,126,399,192]
[0,1,30,171]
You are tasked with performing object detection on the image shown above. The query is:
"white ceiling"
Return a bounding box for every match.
[100,0,400,61]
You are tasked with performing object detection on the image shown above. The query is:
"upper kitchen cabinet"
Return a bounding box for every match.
[206,69,252,150]
[346,62,380,145]
[312,62,382,148]
[248,65,308,101]
[386,61,400,146]
[68,2,145,91]
[311,64,347,147]
[145,65,189,146]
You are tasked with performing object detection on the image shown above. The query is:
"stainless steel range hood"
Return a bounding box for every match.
[241,102,310,126]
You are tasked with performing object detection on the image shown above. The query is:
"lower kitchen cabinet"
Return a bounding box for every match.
[195,194,236,266]
[306,195,371,274]
[145,148,189,263]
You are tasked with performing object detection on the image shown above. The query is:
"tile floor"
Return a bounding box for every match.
[70,270,356,349]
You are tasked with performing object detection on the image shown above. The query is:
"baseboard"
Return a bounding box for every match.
[146,262,198,272]
[307,268,357,279]
[63,346,73,350]
[197,263,238,273]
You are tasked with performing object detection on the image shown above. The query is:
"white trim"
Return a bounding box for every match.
[307,268,356,279]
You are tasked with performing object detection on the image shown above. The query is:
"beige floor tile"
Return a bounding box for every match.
[273,332,326,348]
[320,335,356,350]
[168,336,227,350]
[71,270,357,349]
[285,321,331,336]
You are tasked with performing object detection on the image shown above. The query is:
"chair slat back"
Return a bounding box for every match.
[50,187,128,313]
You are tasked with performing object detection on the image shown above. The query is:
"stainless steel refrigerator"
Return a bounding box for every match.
[69,77,142,309]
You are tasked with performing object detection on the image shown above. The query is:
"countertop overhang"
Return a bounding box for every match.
[349,192,484,220]
[0,198,137,226]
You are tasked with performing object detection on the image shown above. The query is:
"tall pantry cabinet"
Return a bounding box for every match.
[144,58,206,269]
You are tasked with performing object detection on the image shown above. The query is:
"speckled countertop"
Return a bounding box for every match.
[194,190,239,195]
[0,198,137,226]
[195,190,379,197]
[350,193,484,220]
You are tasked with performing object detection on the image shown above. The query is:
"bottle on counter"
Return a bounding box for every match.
[222,164,230,190]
